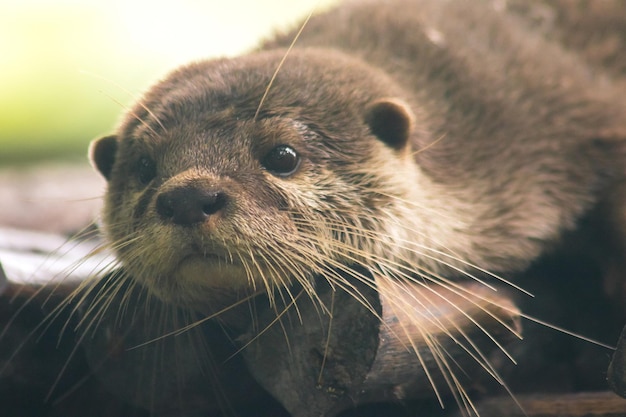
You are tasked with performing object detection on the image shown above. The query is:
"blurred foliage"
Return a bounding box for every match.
[0,0,337,166]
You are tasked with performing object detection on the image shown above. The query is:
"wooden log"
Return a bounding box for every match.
[453,392,626,417]
[608,324,626,399]
[0,265,152,416]
[243,272,522,417]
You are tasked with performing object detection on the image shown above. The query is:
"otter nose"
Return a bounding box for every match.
[156,186,228,226]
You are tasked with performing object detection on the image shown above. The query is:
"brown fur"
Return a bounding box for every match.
[91,0,626,315]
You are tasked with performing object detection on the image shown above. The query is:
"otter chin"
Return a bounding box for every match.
[90,0,625,315]
[176,256,243,288]
[161,257,256,309]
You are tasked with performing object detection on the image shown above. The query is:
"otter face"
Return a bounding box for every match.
[89,51,419,309]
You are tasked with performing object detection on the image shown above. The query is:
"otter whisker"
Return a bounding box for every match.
[225,288,306,361]
[384,274,515,370]
[270,224,523,385]
[127,291,262,350]
[237,248,259,291]
[316,288,335,386]
[292,214,530,295]
[253,7,317,120]
[410,132,448,157]
[518,313,615,350]
[71,269,126,332]
[97,90,161,138]
[80,69,168,134]
[382,280,506,416]
[381,280,465,408]
[255,248,306,322]
[283,216,497,302]
[246,247,300,352]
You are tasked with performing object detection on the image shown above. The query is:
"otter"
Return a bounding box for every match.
[87,0,626,414]
[90,0,625,309]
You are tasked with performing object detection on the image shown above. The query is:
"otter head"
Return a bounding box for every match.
[90,49,425,310]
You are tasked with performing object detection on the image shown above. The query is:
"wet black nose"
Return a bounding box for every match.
[156,186,228,226]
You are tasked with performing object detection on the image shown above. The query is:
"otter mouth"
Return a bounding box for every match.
[178,251,241,267]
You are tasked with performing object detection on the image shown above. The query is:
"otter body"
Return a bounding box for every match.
[91,0,625,315]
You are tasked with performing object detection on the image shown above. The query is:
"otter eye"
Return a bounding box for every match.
[136,156,156,185]
[261,145,300,177]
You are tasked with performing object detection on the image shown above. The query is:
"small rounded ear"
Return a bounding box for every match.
[89,135,118,180]
[365,98,414,151]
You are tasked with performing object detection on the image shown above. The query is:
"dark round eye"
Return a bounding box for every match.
[261,145,300,177]
[136,156,156,185]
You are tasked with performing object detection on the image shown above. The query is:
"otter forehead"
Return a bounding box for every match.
[120,48,407,140]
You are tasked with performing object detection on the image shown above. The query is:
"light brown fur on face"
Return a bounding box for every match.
[90,0,626,313]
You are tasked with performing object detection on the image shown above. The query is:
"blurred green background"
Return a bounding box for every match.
[0,0,337,165]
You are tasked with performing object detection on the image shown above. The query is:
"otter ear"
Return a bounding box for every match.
[365,98,414,151]
[89,135,118,180]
